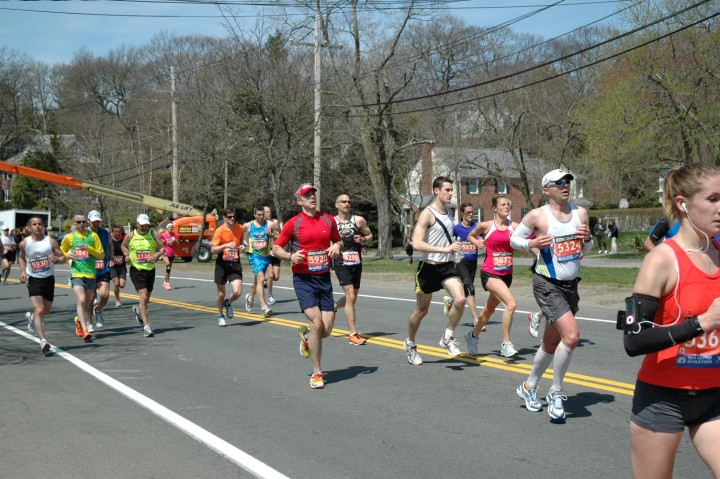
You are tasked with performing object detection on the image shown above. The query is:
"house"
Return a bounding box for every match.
[399,142,590,232]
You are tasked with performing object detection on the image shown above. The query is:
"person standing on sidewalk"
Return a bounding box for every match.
[1,227,17,284]
[510,169,592,421]
[159,222,178,290]
[210,209,245,327]
[18,216,67,354]
[594,218,608,254]
[404,176,466,365]
[608,219,619,254]
[332,193,373,346]
[272,183,342,389]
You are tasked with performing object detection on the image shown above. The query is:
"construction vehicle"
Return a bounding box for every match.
[0,162,217,262]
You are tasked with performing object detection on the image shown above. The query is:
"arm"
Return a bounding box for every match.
[121,232,132,259]
[50,238,67,265]
[18,240,27,283]
[152,231,164,262]
[88,232,105,260]
[467,221,487,248]
[355,216,373,246]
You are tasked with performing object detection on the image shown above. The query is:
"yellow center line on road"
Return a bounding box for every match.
[57,282,637,396]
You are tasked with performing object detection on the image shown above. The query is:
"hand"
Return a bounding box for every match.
[531,234,553,249]
[20,272,26,284]
[576,224,591,242]
[292,249,307,264]
[447,241,463,254]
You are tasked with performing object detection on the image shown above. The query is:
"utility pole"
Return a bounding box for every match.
[170,66,179,218]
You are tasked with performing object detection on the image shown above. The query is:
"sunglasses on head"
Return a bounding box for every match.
[547,179,571,187]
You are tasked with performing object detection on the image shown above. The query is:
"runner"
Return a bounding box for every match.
[332,193,373,345]
[60,214,104,342]
[404,176,466,365]
[18,216,67,354]
[110,225,127,307]
[210,208,245,328]
[88,210,111,330]
[510,169,592,421]
[243,206,273,318]
[622,164,720,478]
[2,226,17,284]
[263,206,281,306]
[121,214,164,337]
[159,222,178,290]
[272,183,342,389]
[465,195,521,358]
[451,202,481,327]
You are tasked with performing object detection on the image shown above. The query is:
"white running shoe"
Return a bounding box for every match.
[262,305,272,318]
[546,389,568,420]
[40,339,51,355]
[217,315,227,327]
[439,335,461,357]
[87,323,95,333]
[244,293,253,312]
[464,330,479,356]
[266,296,275,306]
[516,382,543,412]
[442,296,452,316]
[115,300,123,308]
[404,339,423,365]
[500,341,518,358]
[26,312,36,334]
[528,312,541,338]
[143,325,154,337]
[94,310,104,329]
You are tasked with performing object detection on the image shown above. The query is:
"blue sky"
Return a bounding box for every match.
[0,1,624,65]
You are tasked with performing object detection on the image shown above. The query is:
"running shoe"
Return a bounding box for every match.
[244,293,253,312]
[67,277,72,287]
[464,330,479,356]
[26,312,36,334]
[224,299,234,319]
[439,335,461,357]
[74,316,83,336]
[528,311,541,338]
[93,297,99,307]
[87,322,95,333]
[162,282,171,290]
[132,305,142,325]
[516,382,543,412]
[442,296,452,316]
[40,339,51,355]
[95,310,104,329]
[348,332,367,345]
[115,300,123,308]
[262,305,272,318]
[309,372,326,389]
[404,338,423,365]
[82,331,93,342]
[298,326,310,358]
[266,295,276,306]
[217,315,227,327]
[546,389,568,420]
[143,325,154,337]
[500,341,518,358]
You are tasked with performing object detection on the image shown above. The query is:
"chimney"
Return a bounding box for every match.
[422,142,434,195]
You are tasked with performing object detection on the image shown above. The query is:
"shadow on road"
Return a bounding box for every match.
[324,365,378,384]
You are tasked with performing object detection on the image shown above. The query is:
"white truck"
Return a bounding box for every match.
[0,209,52,231]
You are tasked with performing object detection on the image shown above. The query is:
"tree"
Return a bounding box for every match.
[10,141,60,209]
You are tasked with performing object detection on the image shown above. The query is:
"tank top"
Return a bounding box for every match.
[453,222,478,262]
[160,231,178,257]
[424,206,454,263]
[481,219,514,276]
[637,239,720,390]
[533,204,583,281]
[70,231,100,278]
[93,227,111,275]
[335,215,362,267]
[248,222,270,257]
[111,238,124,266]
[24,235,55,278]
[128,229,158,271]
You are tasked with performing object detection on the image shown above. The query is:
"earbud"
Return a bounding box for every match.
[681,202,688,213]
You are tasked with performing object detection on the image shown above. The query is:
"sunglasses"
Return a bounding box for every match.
[338,200,351,204]
[75,220,87,224]
[225,215,235,219]
[547,179,571,187]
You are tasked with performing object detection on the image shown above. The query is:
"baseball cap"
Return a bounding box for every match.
[136,214,151,225]
[166,222,174,229]
[295,183,317,198]
[88,210,102,222]
[542,169,574,186]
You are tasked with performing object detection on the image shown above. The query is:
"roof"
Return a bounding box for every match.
[431,147,558,181]
[5,134,96,165]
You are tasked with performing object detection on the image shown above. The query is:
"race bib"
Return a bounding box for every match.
[554,234,582,263]
[136,250,152,264]
[95,259,105,270]
[492,252,513,272]
[342,250,361,266]
[677,331,720,368]
[461,241,477,254]
[74,248,89,260]
[307,250,329,272]
[252,240,267,252]
[223,247,239,262]
[29,255,50,273]
[165,236,175,245]
[3,244,11,252]
[112,255,124,265]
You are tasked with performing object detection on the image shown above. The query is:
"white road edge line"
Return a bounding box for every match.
[0,320,290,479]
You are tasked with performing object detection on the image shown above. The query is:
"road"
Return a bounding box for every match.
[0,260,710,479]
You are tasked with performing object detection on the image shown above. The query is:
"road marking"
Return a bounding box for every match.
[0,320,290,479]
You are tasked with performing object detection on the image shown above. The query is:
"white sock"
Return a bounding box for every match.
[527,344,554,389]
[444,329,455,341]
[552,342,574,392]
[405,339,416,347]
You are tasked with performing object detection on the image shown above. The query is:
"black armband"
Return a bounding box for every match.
[624,314,706,357]
[618,294,658,333]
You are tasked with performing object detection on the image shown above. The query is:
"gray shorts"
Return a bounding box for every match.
[532,273,580,323]
[631,380,720,433]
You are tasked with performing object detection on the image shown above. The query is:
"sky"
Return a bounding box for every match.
[0,1,626,65]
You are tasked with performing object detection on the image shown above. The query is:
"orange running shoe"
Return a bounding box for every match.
[298,326,310,358]
[82,331,93,342]
[348,332,367,345]
[309,372,325,389]
[74,316,83,336]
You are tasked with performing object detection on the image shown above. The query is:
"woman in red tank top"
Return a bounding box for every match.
[626,164,720,478]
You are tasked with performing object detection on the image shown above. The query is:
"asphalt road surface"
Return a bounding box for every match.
[0,261,712,479]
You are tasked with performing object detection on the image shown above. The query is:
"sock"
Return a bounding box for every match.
[526,344,554,389]
[405,339,416,347]
[444,328,454,341]
[552,342,574,392]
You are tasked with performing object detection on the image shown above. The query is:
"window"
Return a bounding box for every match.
[467,178,479,195]
[521,208,529,218]
[4,173,11,180]
[496,181,508,195]
[477,209,484,222]
[3,189,10,202]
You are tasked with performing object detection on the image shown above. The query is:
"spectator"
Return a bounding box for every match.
[593,218,607,254]
[608,219,619,254]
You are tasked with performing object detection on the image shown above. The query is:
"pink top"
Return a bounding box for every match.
[159,231,178,257]
[480,220,514,276]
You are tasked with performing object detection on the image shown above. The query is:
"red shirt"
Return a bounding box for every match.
[637,239,720,390]
[275,211,341,275]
